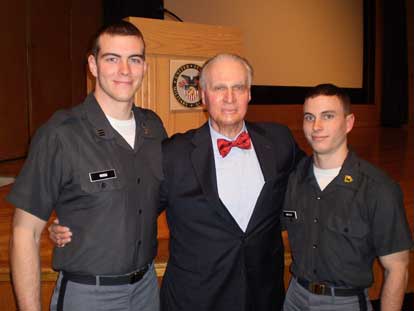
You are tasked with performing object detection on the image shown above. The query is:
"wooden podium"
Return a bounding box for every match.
[126,16,243,136]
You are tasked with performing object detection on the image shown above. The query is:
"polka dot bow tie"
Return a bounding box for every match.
[217,131,252,157]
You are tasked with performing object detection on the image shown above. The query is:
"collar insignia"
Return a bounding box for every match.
[96,129,105,137]
[141,122,150,135]
[344,175,353,183]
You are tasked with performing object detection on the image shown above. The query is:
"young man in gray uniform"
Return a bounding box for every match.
[283,84,412,311]
[8,21,166,311]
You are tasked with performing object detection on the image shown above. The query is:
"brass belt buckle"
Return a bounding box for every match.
[310,283,326,295]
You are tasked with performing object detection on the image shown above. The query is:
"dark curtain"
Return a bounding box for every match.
[381,0,409,127]
[102,0,164,25]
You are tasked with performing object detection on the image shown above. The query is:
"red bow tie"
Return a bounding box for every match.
[217,131,251,157]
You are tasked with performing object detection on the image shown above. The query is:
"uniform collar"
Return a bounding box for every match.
[334,150,360,190]
[79,93,152,141]
[301,150,360,191]
[80,93,116,140]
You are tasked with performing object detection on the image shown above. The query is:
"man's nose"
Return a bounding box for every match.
[313,118,323,131]
[119,60,130,75]
[224,89,234,103]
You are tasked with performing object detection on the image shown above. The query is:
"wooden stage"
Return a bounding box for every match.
[0,126,413,310]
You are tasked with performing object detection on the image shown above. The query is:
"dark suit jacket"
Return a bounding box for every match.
[160,122,304,311]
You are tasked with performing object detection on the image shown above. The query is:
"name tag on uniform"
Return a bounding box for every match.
[89,169,117,182]
[283,210,297,219]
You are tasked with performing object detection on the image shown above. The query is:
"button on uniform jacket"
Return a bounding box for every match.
[159,122,304,311]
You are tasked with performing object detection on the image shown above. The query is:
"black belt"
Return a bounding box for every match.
[62,264,149,286]
[296,277,365,297]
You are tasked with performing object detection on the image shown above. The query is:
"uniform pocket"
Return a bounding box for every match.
[283,209,302,228]
[79,169,124,193]
[283,209,305,249]
[326,215,369,238]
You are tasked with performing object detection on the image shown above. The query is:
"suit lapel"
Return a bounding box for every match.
[247,122,277,182]
[191,123,242,230]
[245,123,278,233]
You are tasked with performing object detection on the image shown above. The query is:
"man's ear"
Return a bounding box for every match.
[88,55,98,78]
[200,88,207,108]
[143,61,148,75]
[346,113,355,134]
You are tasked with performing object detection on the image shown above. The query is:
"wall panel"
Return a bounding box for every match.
[0,1,29,160]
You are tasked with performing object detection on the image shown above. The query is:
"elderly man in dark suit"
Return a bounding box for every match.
[159,53,304,311]
[49,53,304,311]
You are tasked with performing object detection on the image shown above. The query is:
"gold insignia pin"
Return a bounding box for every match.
[141,122,150,135]
[344,175,353,183]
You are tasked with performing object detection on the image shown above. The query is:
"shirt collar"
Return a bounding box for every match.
[208,119,247,141]
[209,120,249,159]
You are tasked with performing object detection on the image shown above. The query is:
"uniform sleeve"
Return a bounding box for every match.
[371,181,413,256]
[7,127,65,221]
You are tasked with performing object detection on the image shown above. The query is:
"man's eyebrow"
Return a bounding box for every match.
[129,54,145,59]
[320,110,337,114]
[211,82,226,87]
[99,53,144,59]
[100,53,120,58]
[303,112,314,115]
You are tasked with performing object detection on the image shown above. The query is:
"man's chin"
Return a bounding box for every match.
[110,94,135,103]
[311,146,329,155]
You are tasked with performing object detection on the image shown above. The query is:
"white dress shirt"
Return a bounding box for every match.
[209,121,264,232]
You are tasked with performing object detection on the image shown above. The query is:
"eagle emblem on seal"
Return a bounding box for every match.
[172,63,202,108]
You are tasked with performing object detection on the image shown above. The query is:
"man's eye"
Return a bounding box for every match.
[304,115,314,121]
[233,85,245,91]
[130,58,143,64]
[323,114,335,120]
[105,57,118,63]
[214,86,226,91]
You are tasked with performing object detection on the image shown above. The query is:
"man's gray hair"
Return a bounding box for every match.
[199,53,254,89]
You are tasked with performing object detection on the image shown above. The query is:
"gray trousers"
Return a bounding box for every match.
[50,263,159,311]
[283,277,373,311]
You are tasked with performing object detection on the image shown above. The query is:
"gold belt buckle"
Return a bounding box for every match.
[310,283,326,295]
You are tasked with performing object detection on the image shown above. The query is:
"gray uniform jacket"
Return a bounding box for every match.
[283,151,413,288]
[8,93,167,275]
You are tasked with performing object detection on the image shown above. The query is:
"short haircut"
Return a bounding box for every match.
[90,20,146,59]
[304,83,351,114]
[199,53,254,89]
